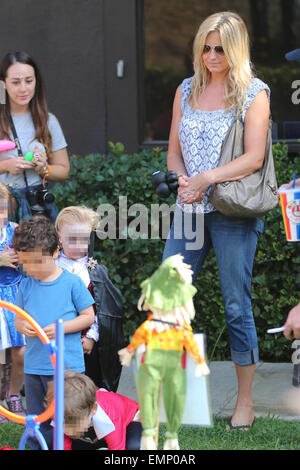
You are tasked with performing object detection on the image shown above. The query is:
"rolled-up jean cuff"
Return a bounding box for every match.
[231,347,259,366]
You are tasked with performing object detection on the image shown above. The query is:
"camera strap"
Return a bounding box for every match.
[9,115,42,190]
[9,115,30,190]
[9,116,23,157]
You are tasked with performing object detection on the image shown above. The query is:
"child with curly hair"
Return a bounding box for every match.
[13,215,95,448]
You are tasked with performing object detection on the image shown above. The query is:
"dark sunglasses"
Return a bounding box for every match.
[203,44,224,55]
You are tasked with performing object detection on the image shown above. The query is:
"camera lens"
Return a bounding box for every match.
[43,193,55,203]
[39,188,55,204]
[43,192,55,204]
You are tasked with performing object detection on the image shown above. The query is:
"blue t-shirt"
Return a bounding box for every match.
[15,269,94,375]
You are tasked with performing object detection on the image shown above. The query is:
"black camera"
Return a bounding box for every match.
[26,186,55,215]
[152,170,179,198]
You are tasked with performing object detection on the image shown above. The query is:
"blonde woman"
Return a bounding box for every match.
[163,11,270,430]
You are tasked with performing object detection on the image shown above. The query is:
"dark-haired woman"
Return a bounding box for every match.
[0,51,69,222]
[0,52,69,419]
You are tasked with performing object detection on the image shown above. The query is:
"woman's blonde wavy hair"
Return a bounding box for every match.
[191,11,254,113]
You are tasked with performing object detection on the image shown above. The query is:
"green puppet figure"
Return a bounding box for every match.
[119,255,210,450]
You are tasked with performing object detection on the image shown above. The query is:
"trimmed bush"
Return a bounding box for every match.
[53,141,300,362]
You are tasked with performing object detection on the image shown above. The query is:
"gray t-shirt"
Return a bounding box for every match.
[0,112,67,188]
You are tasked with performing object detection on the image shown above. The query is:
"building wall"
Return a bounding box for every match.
[0,0,141,155]
[103,0,142,153]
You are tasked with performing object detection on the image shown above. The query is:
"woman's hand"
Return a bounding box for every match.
[178,173,212,204]
[28,145,70,182]
[2,157,35,175]
[284,302,300,340]
[32,145,48,175]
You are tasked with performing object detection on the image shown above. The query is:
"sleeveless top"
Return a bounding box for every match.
[178,77,270,214]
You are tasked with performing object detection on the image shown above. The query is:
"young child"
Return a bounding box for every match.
[0,182,25,421]
[13,215,95,449]
[45,370,142,450]
[55,206,125,392]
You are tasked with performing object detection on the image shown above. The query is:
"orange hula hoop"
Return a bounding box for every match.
[0,300,56,425]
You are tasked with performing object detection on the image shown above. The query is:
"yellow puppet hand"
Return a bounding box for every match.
[195,361,210,377]
[118,347,133,367]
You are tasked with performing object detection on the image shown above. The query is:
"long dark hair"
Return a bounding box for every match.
[0,51,52,154]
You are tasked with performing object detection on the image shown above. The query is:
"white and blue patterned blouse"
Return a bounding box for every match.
[178,76,270,213]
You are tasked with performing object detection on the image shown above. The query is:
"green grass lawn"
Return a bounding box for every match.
[164,418,300,450]
[0,417,299,450]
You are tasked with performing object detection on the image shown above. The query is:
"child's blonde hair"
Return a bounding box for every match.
[45,370,97,426]
[0,181,16,219]
[0,182,10,201]
[55,206,100,233]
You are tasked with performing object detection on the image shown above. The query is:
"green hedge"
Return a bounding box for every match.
[52,141,300,362]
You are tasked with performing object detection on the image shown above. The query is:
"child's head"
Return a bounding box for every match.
[12,215,60,278]
[0,182,10,228]
[46,370,97,439]
[55,206,99,260]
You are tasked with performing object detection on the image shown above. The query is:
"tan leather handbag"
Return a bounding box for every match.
[209,117,278,218]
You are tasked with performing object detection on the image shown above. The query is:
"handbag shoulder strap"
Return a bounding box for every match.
[235,106,273,127]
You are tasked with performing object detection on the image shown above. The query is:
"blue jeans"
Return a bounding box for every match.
[163,209,264,366]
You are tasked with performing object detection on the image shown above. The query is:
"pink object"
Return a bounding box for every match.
[95,390,139,450]
[0,140,16,152]
[64,390,139,450]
